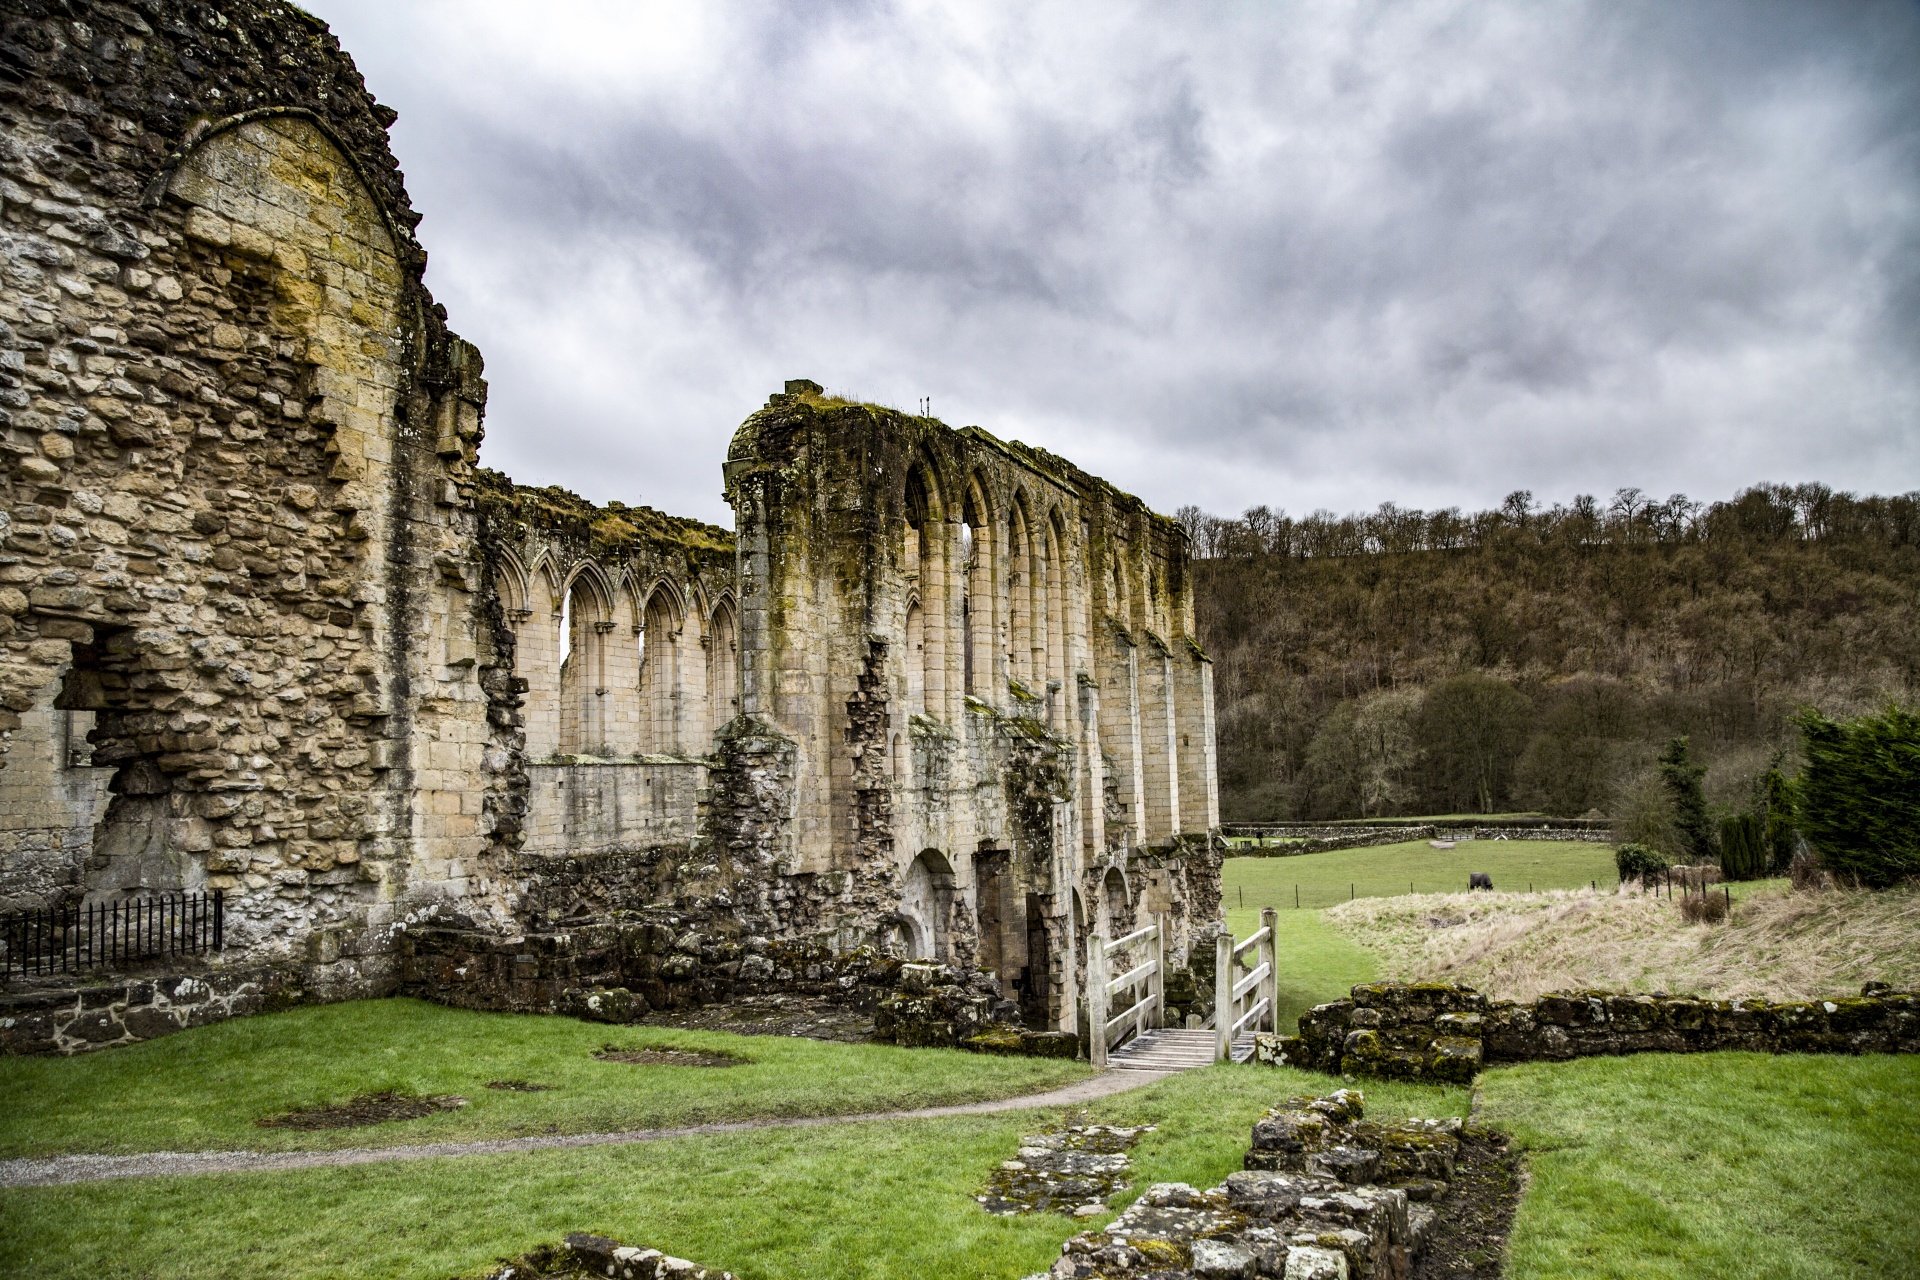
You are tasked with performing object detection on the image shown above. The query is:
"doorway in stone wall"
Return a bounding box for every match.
[975,849,1038,1026]
[55,628,204,899]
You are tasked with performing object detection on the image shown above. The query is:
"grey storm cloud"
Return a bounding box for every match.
[305,0,1920,527]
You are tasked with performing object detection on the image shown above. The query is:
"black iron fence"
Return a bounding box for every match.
[1,890,223,980]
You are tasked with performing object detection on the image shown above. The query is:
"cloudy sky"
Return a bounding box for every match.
[307,0,1920,529]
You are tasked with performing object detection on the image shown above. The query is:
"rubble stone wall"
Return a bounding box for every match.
[1258,981,1920,1082]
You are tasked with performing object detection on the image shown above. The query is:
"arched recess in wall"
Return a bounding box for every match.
[638,581,685,754]
[902,459,947,722]
[895,849,956,961]
[706,595,739,743]
[962,474,995,697]
[558,564,615,755]
[69,112,410,902]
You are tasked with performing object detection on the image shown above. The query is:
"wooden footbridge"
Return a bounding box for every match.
[1085,908,1280,1074]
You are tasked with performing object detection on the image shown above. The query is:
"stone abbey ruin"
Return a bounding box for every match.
[0,0,1222,1052]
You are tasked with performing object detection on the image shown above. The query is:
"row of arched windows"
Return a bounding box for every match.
[900,464,1084,726]
[495,557,739,759]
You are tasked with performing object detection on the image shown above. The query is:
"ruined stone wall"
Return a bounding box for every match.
[0,1,515,996]
[0,4,1224,1051]
[723,381,1222,1033]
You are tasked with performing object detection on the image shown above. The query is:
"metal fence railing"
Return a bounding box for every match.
[2,890,224,980]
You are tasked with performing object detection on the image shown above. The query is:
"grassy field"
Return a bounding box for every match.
[3,1050,1913,1279]
[1220,837,1619,911]
[1324,881,1920,1002]
[0,1060,1469,1280]
[1219,840,1618,1029]
[0,998,1089,1158]
[1486,1052,1920,1279]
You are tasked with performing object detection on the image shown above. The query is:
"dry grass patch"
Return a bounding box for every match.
[1324,883,1920,1001]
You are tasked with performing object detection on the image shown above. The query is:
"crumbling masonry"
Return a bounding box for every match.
[0,0,1220,1051]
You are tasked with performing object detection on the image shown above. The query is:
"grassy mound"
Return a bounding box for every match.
[1323,882,1920,1001]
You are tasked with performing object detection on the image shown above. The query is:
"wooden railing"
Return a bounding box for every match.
[1086,920,1164,1068]
[1214,907,1279,1062]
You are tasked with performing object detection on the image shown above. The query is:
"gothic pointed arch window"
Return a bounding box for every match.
[706,597,739,742]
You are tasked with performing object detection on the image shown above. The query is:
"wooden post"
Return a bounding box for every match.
[1214,929,1233,1063]
[1088,935,1109,1068]
[1149,919,1166,1030]
[1259,906,1279,1035]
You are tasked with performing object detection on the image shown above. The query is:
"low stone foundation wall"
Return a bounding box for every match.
[1256,981,1920,1081]
[1,965,310,1056]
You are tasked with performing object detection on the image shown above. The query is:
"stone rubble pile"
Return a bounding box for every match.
[1031,1090,1452,1280]
[478,1232,734,1280]
[979,1124,1154,1217]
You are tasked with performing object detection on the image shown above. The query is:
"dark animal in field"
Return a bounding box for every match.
[1469,873,1493,891]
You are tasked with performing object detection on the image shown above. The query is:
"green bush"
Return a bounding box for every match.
[1718,814,1765,881]
[1615,843,1670,884]
[1796,706,1920,888]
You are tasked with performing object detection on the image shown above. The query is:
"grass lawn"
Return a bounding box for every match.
[1485,1051,1920,1279]
[4,1050,1912,1279]
[0,1060,1469,1280]
[0,998,1089,1158]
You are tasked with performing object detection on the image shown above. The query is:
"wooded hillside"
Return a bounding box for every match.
[1181,485,1920,823]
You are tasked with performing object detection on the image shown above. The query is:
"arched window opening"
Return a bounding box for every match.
[903,465,942,720]
[960,483,990,702]
[639,590,680,754]
[1040,518,1060,724]
[558,576,608,754]
[905,597,925,716]
[1007,505,1032,687]
[706,600,739,743]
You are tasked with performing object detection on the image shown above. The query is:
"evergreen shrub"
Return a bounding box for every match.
[1659,736,1717,863]
[1762,768,1797,874]
[1718,814,1765,881]
[1615,843,1670,884]
[1795,706,1920,888]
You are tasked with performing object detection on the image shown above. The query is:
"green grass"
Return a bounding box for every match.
[1222,838,1620,911]
[0,998,1089,1158]
[0,1060,1468,1280]
[1219,905,1378,1033]
[1485,1052,1920,1279]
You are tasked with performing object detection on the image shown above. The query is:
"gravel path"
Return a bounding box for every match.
[0,1068,1168,1190]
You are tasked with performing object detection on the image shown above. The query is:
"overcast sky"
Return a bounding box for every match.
[306,0,1920,529]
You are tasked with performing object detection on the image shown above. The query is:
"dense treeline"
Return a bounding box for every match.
[1182,484,1920,825]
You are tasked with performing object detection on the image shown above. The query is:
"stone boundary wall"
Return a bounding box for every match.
[1255,981,1920,1082]
[1228,824,1611,858]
